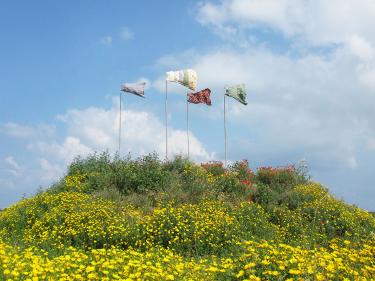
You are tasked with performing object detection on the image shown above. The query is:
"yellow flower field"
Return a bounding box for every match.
[0,238,374,280]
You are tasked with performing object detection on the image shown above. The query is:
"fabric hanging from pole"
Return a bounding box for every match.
[186,98,190,158]
[223,92,227,168]
[225,84,247,105]
[166,69,197,91]
[187,88,212,106]
[120,82,146,98]
[164,69,197,161]
[119,92,122,154]
[118,81,146,156]
[165,80,168,161]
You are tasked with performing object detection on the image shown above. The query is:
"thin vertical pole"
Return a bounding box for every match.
[119,92,122,155]
[186,97,190,159]
[224,92,227,168]
[165,81,168,161]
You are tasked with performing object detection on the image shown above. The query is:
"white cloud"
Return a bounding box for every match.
[0,178,14,189]
[191,1,375,172]
[1,122,55,139]
[152,77,190,95]
[0,95,213,208]
[197,0,375,46]
[29,137,93,165]
[0,101,212,208]
[56,101,212,161]
[346,35,374,61]
[152,45,375,169]
[367,138,375,151]
[346,156,358,169]
[120,27,133,40]
[100,36,112,45]
[1,123,35,138]
[4,156,23,177]
[135,77,151,90]
[358,66,375,90]
[38,158,65,183]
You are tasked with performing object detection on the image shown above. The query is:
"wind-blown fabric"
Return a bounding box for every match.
[166,69,197,91]
[187,88,212,106]
[121,82,146,98]
[225,84,247,105]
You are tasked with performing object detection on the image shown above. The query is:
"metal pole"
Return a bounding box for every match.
[187,97,190,159]
[165,80,168,161]
[224,92,227,168]
[119,92,122,155]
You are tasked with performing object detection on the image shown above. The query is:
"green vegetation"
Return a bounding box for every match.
[0,152,374,280]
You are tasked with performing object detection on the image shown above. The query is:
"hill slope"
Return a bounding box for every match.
[0,153,374,280]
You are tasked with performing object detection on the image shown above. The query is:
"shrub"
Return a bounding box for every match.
[108,153,171,194]
[229,159,255,182]
[283,183,329,210]
[68,152,112,177]
[268,206,318,246]
[234,202,280,241]
[163,155,191,173]
[201,161,225,176]
[252,182,280,207]
[213,173,244,194]
[56,152,173,195]
[297,195,375,243]
[0,192,143,250]
[143,201,281,256]
[256,165,298,187]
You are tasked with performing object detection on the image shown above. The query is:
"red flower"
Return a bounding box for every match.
[241,179,253,189]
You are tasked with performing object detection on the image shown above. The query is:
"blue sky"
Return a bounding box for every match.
[1,0,375,210]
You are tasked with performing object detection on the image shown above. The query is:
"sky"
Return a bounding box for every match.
[0,0,375,210]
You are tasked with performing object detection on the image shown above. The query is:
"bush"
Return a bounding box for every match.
[54,152,173,196]
[229,159,255,182]
[252,182,280,207]
[268,205,317,246]
[256,166,298,186]
[144,201,278,256]
[163,155,191,174]
[201,161,225,176]
[0,192,143,250]
[297,195,375,243]
[68,152,112,177]
[234,202,280,241]
[108,153,171,194]
[283,183,329,210]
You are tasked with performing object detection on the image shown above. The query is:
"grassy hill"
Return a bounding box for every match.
[0,152,374,280]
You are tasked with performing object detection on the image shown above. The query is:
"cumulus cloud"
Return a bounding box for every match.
[0,178,14,189]
[38,158,65,183]
[192,0,375,210]
[135,77,151,90]
[99,36,112,45]
[346,35,374,61]
[56,101,212,161]
[151,45,375,170]
[191,1,375,169]
[4,156,23,177]
[119,26,134,40]
[197,0,375,45]
[0,101,213,209]
[0,122,55,139]
[0,97,213,209]
[367,138,375,150]
[29,137,92,165]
